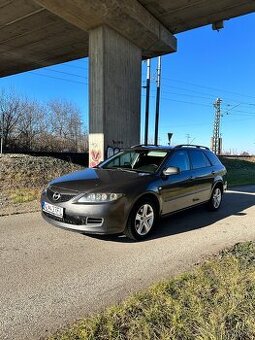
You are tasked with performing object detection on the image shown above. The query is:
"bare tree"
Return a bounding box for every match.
[0,89,88,153]
[0,89,24,150]
[47,99,86,152]
[16,99,47,151]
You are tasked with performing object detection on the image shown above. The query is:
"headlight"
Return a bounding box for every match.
[77,193,123,203]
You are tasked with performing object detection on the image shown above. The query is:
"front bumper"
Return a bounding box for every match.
[41,193,128,235]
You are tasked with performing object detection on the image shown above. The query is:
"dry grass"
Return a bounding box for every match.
[50,242,255,340]
[0,155,82,208]
[9,188,40,204]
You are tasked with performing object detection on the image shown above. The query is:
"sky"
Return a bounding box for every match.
[1,12,255,154]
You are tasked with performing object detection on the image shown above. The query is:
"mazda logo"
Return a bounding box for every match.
[52,192,61,201]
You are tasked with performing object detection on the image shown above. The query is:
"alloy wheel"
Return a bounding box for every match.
[135,204,154,236]
[212,188,222,209]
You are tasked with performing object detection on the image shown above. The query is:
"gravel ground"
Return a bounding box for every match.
[0,199,40,216]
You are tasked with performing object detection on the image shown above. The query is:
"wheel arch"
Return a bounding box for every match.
[124,192,160,241]
[212,180,224,193]
[127,192,161,222]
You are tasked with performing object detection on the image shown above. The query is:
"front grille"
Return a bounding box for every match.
[47,187,77,203]
[43,212,103,226]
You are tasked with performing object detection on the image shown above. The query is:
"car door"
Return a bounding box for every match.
[160,150,194,214]
[188,149,214,204]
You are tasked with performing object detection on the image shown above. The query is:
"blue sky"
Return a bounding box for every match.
[1,12,255,154]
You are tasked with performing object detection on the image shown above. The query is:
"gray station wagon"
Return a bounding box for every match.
[41,144,227,240]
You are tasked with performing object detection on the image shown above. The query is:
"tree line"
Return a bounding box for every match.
[0,89,88,153]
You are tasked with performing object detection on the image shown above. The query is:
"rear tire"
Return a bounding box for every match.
[124,198,158,241]
[208,186,223,211]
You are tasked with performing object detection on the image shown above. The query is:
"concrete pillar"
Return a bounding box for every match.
[89,25,141,167]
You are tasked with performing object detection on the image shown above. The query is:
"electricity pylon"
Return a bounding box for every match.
[212,98,222,154]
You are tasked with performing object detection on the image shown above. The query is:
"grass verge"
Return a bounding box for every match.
[9,188,40,204]
[50,242,255,340]
[221,158,255,187]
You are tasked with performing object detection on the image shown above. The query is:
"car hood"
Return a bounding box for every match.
[49,168,151,193]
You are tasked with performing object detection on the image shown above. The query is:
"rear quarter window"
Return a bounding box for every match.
[203,150,221,166]
[189,150,211,169]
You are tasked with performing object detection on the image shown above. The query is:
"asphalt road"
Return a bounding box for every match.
[0,186,255,340]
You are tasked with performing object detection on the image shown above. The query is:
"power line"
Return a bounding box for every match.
[227,112,255,116]
[31,64,255,114]
[160,96,212,108]
[160,89,216,102]
[142,94,213,108]
[42,68,87,79]
[161,77,255,100]
[62,64,88,71]
[159,115,255,133]
[160,82,239,105]
[148,89,255,116]
[160,122,211,129]
[160,82,254,106]
[28,71,88,85]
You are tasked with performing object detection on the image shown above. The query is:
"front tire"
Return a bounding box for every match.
[124,198,158,241]
[208,186,223,211]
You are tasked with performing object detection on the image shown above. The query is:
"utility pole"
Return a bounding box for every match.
[212,98,222,154]
[186,134,195,145]
[144,59,151,145]
[0,111,3,156]
[154,56,161,145]
[186,134,191,145]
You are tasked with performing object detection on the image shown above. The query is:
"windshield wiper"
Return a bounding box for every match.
[101,166,151,173]
[114,167,137,173]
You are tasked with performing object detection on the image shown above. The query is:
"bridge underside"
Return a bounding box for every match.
[1,0,254,77]
[1,0,254,164]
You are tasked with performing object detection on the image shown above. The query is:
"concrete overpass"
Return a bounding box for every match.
[1,0,255,165]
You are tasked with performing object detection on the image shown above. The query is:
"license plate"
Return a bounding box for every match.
[42,201,64,218]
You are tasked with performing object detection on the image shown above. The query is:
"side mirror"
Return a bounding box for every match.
[162,166,180,177]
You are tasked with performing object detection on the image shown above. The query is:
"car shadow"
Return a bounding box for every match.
[87,188,255,243]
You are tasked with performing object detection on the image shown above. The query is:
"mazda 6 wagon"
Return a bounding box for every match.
[41,144,227,240]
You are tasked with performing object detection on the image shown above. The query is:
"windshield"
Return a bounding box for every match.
[99,150,168,173]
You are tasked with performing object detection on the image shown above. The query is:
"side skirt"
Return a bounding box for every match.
[160,200,210,219]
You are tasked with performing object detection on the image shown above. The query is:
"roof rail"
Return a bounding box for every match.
[131,144,143,148]
[131,144,158,148]
[174,144,209,150]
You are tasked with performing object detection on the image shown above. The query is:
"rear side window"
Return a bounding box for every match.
[189,150,211,169]
[204,150,221,166]
[165,150,190,172]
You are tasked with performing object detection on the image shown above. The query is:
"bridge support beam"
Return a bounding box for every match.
[89,26,141,166]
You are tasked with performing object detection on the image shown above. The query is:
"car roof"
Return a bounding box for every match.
[130,145,173,152]
[130,144,210,152]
